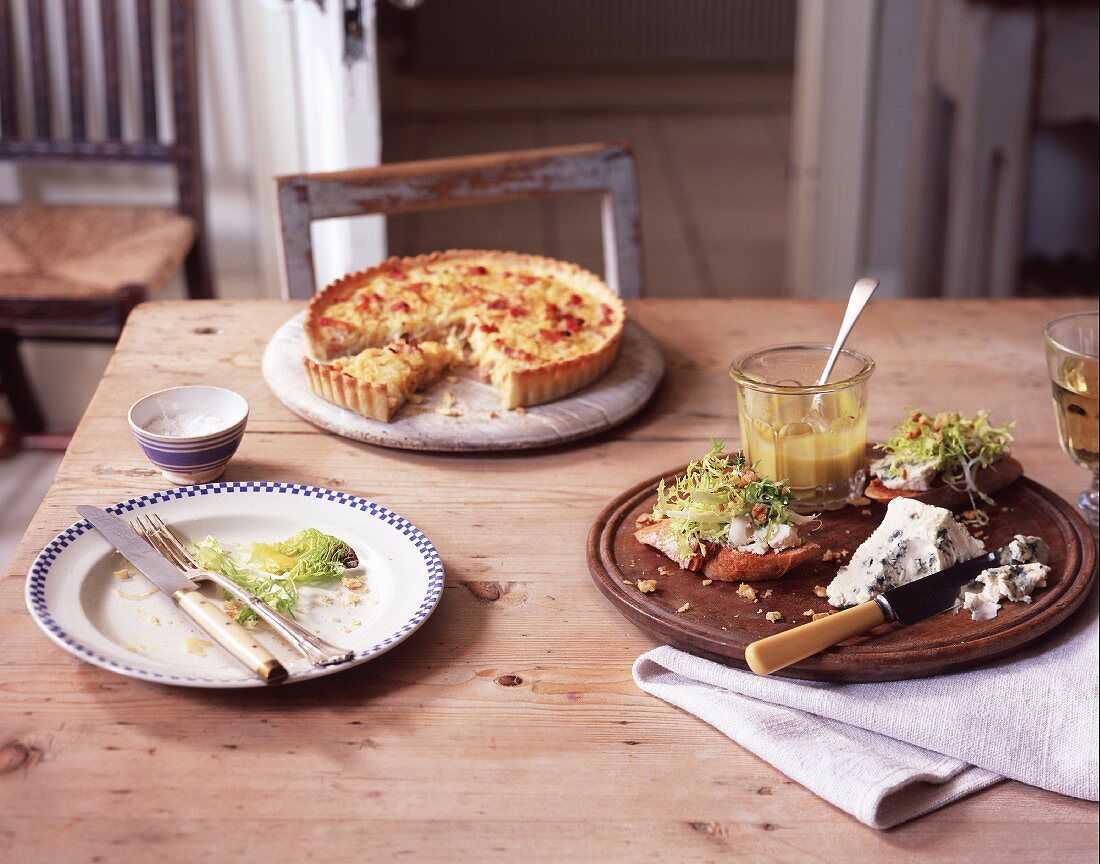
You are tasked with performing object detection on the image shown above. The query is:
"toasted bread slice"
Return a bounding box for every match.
[702,542,823,582]
[634,520,821,581]
[865,456,1023,509]
[633,521,705,571]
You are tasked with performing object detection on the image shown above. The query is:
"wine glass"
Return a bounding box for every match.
[1044,311,1100,531]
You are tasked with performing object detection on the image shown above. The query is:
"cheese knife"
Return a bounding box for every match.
[744,549,1003,676]
[78,506,289,684]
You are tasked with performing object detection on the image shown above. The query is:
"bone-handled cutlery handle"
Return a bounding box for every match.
[196,569,354,667]
[174,588,289,683]
[744,600,886,676]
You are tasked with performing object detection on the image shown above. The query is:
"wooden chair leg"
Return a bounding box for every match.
[183,238,215,300]
[0,331,46,436]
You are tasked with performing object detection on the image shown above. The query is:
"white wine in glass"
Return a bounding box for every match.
[1045,311,1099,530]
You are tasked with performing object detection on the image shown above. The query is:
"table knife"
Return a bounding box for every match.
[745,549,1003,676]
[77,506,289,684]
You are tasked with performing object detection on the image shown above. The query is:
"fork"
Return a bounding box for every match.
[131,514,355,668]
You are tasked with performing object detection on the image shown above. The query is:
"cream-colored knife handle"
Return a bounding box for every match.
[744,600,886,676]
[174,588,288,684]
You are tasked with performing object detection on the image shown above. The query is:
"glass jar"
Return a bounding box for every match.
[730,344,874,512]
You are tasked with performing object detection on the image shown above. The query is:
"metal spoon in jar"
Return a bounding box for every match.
[818,277,879,387]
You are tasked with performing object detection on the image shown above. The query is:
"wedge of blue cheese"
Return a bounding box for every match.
[826,497,986,608]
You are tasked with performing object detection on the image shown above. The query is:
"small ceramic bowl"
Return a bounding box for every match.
[128,386,249,485]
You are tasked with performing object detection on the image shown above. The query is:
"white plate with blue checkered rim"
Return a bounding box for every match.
[24,482,445,688]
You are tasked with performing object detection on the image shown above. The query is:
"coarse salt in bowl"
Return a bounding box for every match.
[128,386,249,484]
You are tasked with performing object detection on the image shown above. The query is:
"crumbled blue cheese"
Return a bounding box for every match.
[997,534,1049,566]
[827,497,985,607]
[871,456,940,491]
[961,563,1049,621]
[961,534,1051,620]
[727,516,800,556]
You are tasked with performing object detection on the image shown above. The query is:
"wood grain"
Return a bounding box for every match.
[589,464,1095,681]
[1,298,1097,863]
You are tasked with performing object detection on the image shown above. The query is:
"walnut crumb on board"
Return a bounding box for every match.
[802,609,815,618]
[701,579,713,586]
[487,410,499,419]
[860,508,872,516]
[812,612,835,621]
[822,549,848,562]
[813,585,828,598]
[636,579,658,594]
[737,583,759,602]
[763,589,773,599]
[676,603,691,613]
[765,611,783,622]
[342,575,363,591]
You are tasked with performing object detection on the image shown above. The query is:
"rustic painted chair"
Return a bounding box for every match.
[0,0,211,452]
[274,142,643,300]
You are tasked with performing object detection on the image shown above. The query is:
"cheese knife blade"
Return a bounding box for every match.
[77,506,194,595]
[873,549,1002,625]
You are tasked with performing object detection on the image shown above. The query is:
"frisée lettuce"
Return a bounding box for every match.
[193,528,358,624]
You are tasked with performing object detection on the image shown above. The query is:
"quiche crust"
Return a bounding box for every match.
[302,250,626,418]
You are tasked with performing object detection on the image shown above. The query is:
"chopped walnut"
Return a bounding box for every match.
[822,549,848,563]
[512,406,527,415]
[812,611,835,621]
[812,585,828,598]
[762,589,773,598]
[701,579,713,586]
[635,512,657,528]
[750,503,769,524]
[657,566,672,576]
[636,579,658,594]
[676,602,691,613]
[487,410,499,419]
[765,611,783,623]
[737,583,759,602]
[802,609,815,618]
[222,599,241,618]
[341,575,364,591]
[860,508,872,516]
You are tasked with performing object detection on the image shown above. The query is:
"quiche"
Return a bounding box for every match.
[303,250,626,420]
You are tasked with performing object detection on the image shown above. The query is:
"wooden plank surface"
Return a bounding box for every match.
[2,298,1097,863]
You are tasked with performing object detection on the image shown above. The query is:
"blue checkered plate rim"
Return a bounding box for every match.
[25,481,445,688]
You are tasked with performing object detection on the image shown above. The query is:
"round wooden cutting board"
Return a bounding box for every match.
[263,312,664,452]
[588,465,1096,682]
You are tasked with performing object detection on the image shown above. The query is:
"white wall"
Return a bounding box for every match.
[1,0,384,428]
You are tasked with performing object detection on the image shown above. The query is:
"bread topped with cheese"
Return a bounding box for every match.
[634,440,822,583]
[302,250,626,421]
[866,409,1021,509]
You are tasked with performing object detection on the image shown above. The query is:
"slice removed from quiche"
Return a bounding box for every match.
[302,340,458,422]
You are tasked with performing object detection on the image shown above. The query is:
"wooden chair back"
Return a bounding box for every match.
[0,0,211,298]
[275,142,644,300]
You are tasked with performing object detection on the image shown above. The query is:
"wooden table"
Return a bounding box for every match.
[2,299,1096,863]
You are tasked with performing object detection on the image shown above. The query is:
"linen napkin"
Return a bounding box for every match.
[632,589,1098,829]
